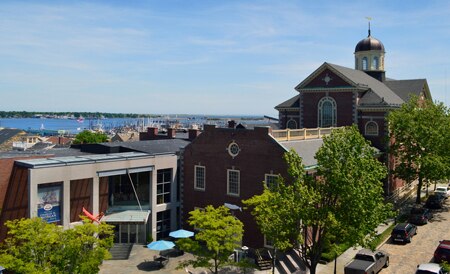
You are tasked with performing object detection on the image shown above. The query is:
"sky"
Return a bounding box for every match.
[1,1,449,116]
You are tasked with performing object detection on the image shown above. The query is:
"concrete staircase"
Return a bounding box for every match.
[255,249,273,270]
[276,249,308,274]
[109,243,133,260]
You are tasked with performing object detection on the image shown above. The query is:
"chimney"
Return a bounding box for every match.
[147,127,158,137]
[188,129,201,140]
[255,126,271,135]
[228,120,236,128]
[204,124,216,131]
[167,128,176,138]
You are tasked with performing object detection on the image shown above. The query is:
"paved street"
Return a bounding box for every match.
[316,185,450,274]
[379,198,449,274]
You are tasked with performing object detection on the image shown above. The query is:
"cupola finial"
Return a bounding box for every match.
[365,17,372,36]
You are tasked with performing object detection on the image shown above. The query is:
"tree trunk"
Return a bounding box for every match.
[214,257,218,274]
[416,174,423,204]
[310,260,318,274]
[272,247,277,274]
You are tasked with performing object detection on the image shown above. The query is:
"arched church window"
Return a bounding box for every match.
[373,56,379,70]
[365,121,379,136]
[286,119,297,129]
[318,97,336,128]
[362,57,368,70]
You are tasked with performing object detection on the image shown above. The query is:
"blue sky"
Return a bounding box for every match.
[1,1,449,116]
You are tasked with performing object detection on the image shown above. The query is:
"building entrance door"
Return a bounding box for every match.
[113,223,147,244]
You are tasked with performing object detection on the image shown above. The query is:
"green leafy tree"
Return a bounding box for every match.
[0,217,114,274]
[177,205,244,274]
[73,130,108,144]
[388,95,450,203]
[244,126,392,274]
[243,175,303,274]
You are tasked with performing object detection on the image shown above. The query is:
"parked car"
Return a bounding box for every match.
[391,223,417,243]
[408,206,433,225]
[425,194,445,209]
[416,263,448,274]
[344,249,389,274]
[434,186,450,199]
[434,240,450,263]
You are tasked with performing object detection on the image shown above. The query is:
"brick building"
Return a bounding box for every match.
[182,124,324,247]
[275,28,432,195]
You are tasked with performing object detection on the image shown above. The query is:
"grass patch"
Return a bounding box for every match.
[321,220,400,262]
[321,242,352,262]
[368,224,395,250]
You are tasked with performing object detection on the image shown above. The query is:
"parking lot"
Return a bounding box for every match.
[379,197,449,273]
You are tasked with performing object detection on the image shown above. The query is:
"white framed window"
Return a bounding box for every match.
[227,141,240,158]
[265,174,279,189]
[318,97,337,128]
[227,169,240,196]
[286,119,297,129]
[194,165,206,191]
[365,121,379,136]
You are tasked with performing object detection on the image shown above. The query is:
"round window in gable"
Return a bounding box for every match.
[228,142,240,157]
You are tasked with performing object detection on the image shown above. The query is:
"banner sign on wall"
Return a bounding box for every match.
[37,184,61,223]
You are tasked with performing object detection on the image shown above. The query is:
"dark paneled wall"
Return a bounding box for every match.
[0,165,29,241]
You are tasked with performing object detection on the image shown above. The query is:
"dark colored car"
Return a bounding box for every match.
[425,194,445,209]
[391,223,417,243]
[408,206,433,225]
[434,240,450,263]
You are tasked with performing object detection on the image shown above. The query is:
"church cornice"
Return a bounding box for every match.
[299,87,366,93]
[357,105,401,112]
[275,107,300,111]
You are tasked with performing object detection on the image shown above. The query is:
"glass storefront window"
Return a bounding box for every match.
[108,171,150,209]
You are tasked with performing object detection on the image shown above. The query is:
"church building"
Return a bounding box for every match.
[275,26,432,195]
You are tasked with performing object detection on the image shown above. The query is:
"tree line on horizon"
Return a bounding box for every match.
[0,111,158,119]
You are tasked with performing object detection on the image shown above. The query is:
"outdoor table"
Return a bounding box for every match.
[153,256,169,267]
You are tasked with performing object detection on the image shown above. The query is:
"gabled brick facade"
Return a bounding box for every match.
[182,125,291,247]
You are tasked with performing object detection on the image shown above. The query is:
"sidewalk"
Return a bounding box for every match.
[315,219,395,274]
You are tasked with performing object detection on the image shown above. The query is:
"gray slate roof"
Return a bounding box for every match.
[384,79,427,102]
[281,63,429,110]
[0,147,92,159]
[275,94,300,109]
[0,128,24,145]
[279,138,323,168]
[101,139,190,155]
[326,63,405,106]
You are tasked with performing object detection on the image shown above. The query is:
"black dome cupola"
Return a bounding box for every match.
[354,21,386,81]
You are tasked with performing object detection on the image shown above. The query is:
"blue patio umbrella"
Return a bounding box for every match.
[147,240,175,251]
[169,229,194,238]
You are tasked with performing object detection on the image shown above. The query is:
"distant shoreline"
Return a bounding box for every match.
[0,111,267,120]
